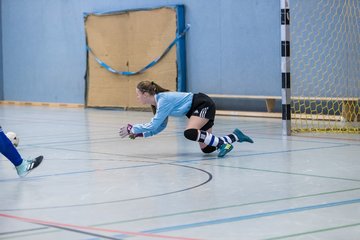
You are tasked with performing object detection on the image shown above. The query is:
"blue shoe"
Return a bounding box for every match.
[217,143,234,157]
[233,128,254,143]
[16,156,43,177]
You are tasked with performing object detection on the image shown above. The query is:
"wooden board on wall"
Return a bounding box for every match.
[84,6,183,108]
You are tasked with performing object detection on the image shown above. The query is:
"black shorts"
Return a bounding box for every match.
[186,93,216,130]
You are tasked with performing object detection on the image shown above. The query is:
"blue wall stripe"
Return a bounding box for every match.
[176,5,187,92]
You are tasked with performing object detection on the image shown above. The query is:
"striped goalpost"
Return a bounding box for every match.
[281,0,291,136]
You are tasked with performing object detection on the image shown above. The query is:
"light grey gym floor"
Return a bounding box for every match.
[0,105,359,240]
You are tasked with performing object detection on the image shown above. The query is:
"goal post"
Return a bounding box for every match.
[281,0,291,136]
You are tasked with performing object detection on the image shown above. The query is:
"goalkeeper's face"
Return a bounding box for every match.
[136,88,153,105]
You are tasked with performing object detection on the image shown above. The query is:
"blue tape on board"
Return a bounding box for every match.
[86,24,190,76]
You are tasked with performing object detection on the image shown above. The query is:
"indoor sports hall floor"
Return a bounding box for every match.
[0,105,359,240]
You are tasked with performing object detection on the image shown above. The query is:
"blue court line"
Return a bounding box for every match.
[175,143,350,163]
[141,198,360,234]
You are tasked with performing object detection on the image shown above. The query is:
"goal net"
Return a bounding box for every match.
[290,0,359,133]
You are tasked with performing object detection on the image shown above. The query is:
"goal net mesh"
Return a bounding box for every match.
[290,0,359,133]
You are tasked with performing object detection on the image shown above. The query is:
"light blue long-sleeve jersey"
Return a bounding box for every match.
[131,92,194,138]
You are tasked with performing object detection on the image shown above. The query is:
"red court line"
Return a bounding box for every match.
[0,213,202,240]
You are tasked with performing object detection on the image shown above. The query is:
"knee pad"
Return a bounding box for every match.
[184,128,199,141]
[201,145,217,153]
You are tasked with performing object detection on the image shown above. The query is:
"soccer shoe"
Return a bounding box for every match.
[233,128,254,143]
[16,156,43,177]
[217,143,234,158]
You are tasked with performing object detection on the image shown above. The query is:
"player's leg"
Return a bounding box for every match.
[185,116,215,151]
[0,127,23,166]
[184,116,233,157]
[199,128,216,153]
[184,93,236,157]
[0,127,43,177]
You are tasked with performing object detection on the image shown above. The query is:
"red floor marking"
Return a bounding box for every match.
[0,213,202,240]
